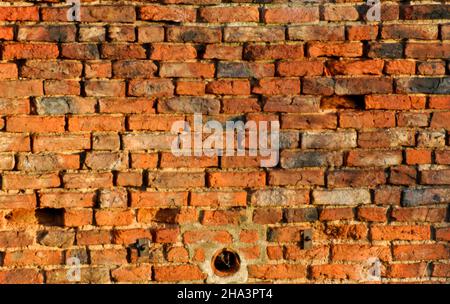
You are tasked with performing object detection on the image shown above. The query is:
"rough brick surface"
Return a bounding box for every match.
[0,1,448,284]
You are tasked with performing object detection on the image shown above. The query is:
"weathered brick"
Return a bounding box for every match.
[224,26,285,42]
[313,189,371,205]
[0,80,43,98]
[328,169,386,188]
[280,150,342,168]
[347,150,402,167]
[302,130,356,150]
[308,42,363,57]
[289,25,344,41]
[402,188,450,207]
[154,265,205,282]
[371,225,431,241]
[140,5,196,22]
[160,62,215,78]
[200,6,259,23]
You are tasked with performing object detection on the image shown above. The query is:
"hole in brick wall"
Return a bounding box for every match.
[321,95,364,109]
[211,248,241,277]
[35,208,64,227]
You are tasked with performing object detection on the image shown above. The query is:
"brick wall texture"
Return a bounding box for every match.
[0,0,449,284]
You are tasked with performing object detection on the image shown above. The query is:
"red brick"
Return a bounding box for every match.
[3,249,62,266]
[357,206,388,222]
[101,44,146,60]
[206,79,250,95]
[431,112,450,129]
[0,26,14,40]
[0,63,18,80]
[154,227,179,243]
[277,60,323,77]
[190,191,246,207]
[264,7,319,23]
[90,248,127,265]
[384,60,416,75]
[323,6,359,21]
[77,230,111,246]
[204,44,242,60]
[63,172,113,189]
[387,263,428,278]
[131,191,188,208]
[248,264,307,280]
[112,265,152,283]
[365,95,426,110]
[85,61,111,78]
[140,5,196,22]
[282,113,337,129]
[138,26,164,43]
[224,26,285,42]
[6,116,64,133]
[392,207,447,223]
[253,209,282,224]
[3,43,59,59]
[208,171,266,188]
[327,60,384,75]
[340,111,395,128]
[154,265,205,282]
[421,169,450,185]
[160,62,215,78]
[95,210,134,226]
[112,61,157,79]
[2,173,60,190]
[328,169,386,188]
[167,26,222,43]
[406,149,432,165]
[371,225,431,241]
[0,7,39,21]
[33,134,90,152]
[150,43,197,61]
[284,246,329,261]
[64,209,93,227]
[435,150,450,165]
[308,42,363,57]
[0,80,43,98]
[405,42,450,59]
[39,191,95,208]
[0,134,30,152]
[393,244,449,261]
[68,115,125,131]
[148,171,204,188]
[332,244,391,262]
[201,209,243,226]
[346,25,378,41]
[322,224,368,240]
[245,44,304,61]
[319,208,354,221]
[311,264,362,281]
[42,6,135,23]
[429,96,450,109]
[436,227,450,241]
[183,230,232,244]
[18,25,76,42]
[200,6,259,23]
[61,43,99,60]
[433,263,450,277]
[85,80,125,97]
[268,169,325,186]
[0,269,43,284]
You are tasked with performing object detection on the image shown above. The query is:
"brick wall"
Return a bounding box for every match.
[0,0,449,283]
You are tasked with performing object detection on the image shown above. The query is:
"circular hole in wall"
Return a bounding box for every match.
[211,248,241,277]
